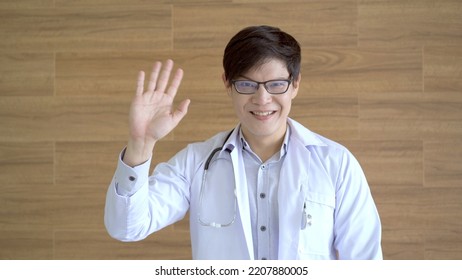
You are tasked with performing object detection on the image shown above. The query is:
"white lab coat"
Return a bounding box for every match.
[104,118,382,260]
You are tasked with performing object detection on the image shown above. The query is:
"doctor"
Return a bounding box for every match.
[104,25,382,260]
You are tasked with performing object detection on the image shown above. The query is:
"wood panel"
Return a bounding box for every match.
[0,229,53,259]
[360,91,462,141]
[422,188,462,229]
[360,92,423,140]
[291,92,359,141]
[56,52,159,97]
[0,53,54,97]
[358,0,462,47]
[1,0,462,260]
[0,97,54,141]
[55,141,124,185]
[174,1,357,49]
[424,46,462,93]
[54,0,232,5]
[0,6,172,52]
[55,50,225,97]
[0,96,131,142]
[0,184,54,231]
[425,229,462,260]
[343,140,423,187]
[0,142,54,184]
[381,229,425,260]
[0,0,54,9]
[51,184,108,231]
[424,142,462,189]
[52,97,131,141]
[372,186,426,231]
[54,229,191,259]
[301,48,422,94]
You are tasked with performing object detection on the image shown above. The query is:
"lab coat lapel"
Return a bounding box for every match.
[230,147,255,260]
[278,139,310,259]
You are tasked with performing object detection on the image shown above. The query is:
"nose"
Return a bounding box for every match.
[251,85,272,105]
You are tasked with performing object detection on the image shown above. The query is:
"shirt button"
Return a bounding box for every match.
[260,225,266,232]
[128,176,136,181]
[261,165,266,170]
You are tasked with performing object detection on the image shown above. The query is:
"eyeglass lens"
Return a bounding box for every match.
[233,80,290,94]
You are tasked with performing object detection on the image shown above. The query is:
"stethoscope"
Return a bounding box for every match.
[198,129,236,228]
[197,129,313,230]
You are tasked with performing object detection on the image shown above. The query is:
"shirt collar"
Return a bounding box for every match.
[238,125,290,160]
[222,118,327,157]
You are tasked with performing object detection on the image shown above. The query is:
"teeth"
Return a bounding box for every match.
[252,111,273,116]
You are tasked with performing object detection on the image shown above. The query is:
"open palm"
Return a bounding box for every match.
[125,60,190,166]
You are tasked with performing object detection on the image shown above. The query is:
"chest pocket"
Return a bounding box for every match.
[298,191,336,259]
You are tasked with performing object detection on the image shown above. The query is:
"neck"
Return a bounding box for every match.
[242,129,286,163]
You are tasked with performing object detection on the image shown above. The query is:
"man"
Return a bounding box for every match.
[104,25,382,260]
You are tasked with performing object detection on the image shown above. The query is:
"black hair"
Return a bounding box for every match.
[223,25,301,82]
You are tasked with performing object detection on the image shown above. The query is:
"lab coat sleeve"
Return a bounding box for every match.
[104,147,191,242]
[333,150,383,260]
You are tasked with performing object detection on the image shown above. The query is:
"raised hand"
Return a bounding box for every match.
[124,59,190,167]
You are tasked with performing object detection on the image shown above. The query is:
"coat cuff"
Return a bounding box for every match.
[114,148,152,197]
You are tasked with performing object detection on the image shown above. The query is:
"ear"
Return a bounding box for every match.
[222,73,232,96]
[291,73,301,99]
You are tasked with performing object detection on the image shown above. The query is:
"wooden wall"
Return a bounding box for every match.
[1,0,461,260]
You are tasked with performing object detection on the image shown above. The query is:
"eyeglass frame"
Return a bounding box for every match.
[231,77,293,95]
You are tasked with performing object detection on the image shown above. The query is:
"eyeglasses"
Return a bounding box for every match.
[231,78,292,94]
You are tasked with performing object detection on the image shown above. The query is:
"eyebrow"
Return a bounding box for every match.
[238,75,290,82]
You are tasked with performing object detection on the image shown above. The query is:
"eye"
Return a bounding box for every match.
[267,80,288,88]
[237,81,257,88]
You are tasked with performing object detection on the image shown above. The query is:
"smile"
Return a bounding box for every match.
[251,111,276,117]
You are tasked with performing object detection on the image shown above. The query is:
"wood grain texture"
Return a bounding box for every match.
[372,186,426,231]
[0,53,54,96]
[174,1,358,49]
[291,92,359,141]
[425,229,462,260]
[302,48,422,94]
[424,46,462,93]
[55,141,124,185]
[55,0,232,5]
[1,0,462,260]
[54,229,191,259]
[424,142,462,188]
[360,92,423,140]
[51,184,108,231]
[0,0,54,8]
[0,229,53,259]
[0,6,172,52]
[0,96,131,142]
[343,140,423,187]
[381,229,425,260]
[0,184,54,231]
[360,91,462,141]
[0,142,54,184]
[358,0,462,47]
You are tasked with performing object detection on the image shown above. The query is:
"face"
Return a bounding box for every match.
[223,59,300,145]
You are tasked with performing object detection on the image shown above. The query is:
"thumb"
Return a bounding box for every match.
[172,99,191,123]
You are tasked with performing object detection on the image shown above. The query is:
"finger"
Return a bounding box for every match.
[147,61,162,92]
[135,71,145,96]
[172,99,191,124]
[155,59,174,93]
[166,68,184,97]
